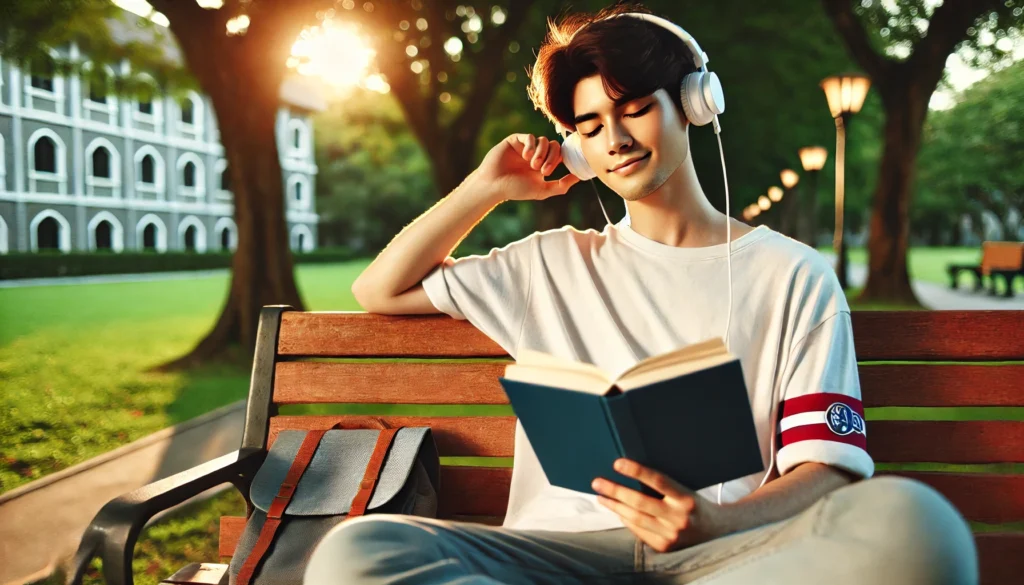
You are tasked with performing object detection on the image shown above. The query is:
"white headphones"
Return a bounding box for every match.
[555,12,726,182]
[553,13,778,504]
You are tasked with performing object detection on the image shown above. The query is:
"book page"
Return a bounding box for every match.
[614,338,730,381]
[515,348,611,381]
[502,363,612,395]
[615,352,738,391]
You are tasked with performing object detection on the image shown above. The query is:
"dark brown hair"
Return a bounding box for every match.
[527,3,699,132]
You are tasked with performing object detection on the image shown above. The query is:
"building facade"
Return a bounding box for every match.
[0,44,319,255]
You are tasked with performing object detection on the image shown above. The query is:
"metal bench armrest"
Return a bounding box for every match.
[67,448,265,585]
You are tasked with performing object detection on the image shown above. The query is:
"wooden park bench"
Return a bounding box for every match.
[948,241,1024,297]
[69,307,1024,585]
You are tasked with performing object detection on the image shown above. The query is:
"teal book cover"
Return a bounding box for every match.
[498,359,764,497]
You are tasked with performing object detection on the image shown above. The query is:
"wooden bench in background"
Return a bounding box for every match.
[948,241,1024,297]
[69,307,1024,585]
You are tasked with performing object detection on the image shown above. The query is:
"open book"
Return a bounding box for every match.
[498,338,764,496]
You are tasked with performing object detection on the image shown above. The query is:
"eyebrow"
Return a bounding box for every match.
[572,93,648,125]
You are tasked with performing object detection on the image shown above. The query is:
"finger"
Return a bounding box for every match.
[531,137,550,170]
[621,516,673,554]
[541,142,561,176]
[521,134,537,162]
[592,477,670,519]
[614,459,693,501]
[597,495,678,538]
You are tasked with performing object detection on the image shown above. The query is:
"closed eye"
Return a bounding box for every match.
[581,103,654,139]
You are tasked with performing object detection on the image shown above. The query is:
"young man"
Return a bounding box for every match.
[307,5,976,584]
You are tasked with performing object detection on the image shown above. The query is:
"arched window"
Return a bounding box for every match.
[141,155,156,183]
[27,129,67,194]
[34,137,56,173]
[286,118,310,158]
[30,209,72,252]
[287,174,312,210]
[132,75,163,133]
[134,146,166,198]
[214,217,237,251]
[177,91,204,140]
[0,214,8,254]
[214,159,232,200]
[92,148,110,178]
[82,63,118,125]
[290,224,314,252]
[88,211,124,252]
[178,216,207,252]
[176,153,206,198]
[136,214,168,252]
[24,49,65,113]
[85,138,121,197]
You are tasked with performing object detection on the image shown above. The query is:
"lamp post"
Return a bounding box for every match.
[780,169,799,238]
[820,73,870,290]
[798,146,827,247]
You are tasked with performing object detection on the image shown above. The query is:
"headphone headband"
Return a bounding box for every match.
[608,12,708,70]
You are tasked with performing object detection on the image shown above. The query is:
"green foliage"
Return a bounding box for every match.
[852,0,1023,75]
[0,0,195,99]
[916,59,1024,241]
[313,91,531,256]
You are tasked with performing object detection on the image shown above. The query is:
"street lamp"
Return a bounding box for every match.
[820,73,870,290]
[798,146,827,247]
[758,195,771,210]
[780,169,800,238]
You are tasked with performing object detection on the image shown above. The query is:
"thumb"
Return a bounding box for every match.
[542,172,582,197]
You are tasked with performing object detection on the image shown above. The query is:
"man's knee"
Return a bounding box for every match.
[305,515,442,584]
[830,476,977,581]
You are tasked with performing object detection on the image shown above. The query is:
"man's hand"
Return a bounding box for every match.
[475,133,581,202]
[592,458,736,553]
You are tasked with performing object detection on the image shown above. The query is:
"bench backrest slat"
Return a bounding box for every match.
[981,241,1024,274]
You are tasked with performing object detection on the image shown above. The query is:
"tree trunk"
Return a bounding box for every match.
[858,88,929,306]
[157,22,303,369]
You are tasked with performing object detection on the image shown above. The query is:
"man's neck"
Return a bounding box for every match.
[624,155,745,249]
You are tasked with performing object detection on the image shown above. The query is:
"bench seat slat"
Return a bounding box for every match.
[276,312,1024,361]
[869,421,1024,463]
[268,416,516,457]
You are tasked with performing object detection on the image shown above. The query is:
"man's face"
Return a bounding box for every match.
[571,75,689,201]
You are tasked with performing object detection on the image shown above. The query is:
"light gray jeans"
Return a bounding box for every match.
[304,476,978,584]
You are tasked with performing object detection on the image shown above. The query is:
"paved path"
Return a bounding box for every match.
[823,255,1024,310]
[0,269,229,289]
[0,401,245,585]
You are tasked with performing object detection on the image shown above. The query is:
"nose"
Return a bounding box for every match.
[607,122,633,155]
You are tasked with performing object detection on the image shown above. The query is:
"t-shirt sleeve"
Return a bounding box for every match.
[775,310,875,480]
[420,235,535,357]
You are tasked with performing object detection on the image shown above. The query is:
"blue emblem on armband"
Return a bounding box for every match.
[825,402,865,437]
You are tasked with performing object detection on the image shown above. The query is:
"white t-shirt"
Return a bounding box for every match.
[421,218,874,532]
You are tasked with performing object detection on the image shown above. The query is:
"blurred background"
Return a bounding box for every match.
[0,0,1022,583]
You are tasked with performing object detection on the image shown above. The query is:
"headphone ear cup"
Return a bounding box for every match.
[680,71,725,127]
[560,132,597,180]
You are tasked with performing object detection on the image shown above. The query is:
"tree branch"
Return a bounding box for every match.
[907,0,1001,89]
[451,0,535,140]
[819,0,892,84]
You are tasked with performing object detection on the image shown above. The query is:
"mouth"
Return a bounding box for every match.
[609,152,652,175]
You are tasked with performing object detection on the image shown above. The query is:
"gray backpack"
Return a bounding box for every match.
[228,423,439,585]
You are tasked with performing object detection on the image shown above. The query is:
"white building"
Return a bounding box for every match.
[0,14,323,255]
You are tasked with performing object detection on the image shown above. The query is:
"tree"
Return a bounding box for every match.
[916,59,1024,243]
[821,0,1023,304]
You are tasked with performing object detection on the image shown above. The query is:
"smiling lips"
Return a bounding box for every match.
[610,152,651,175]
